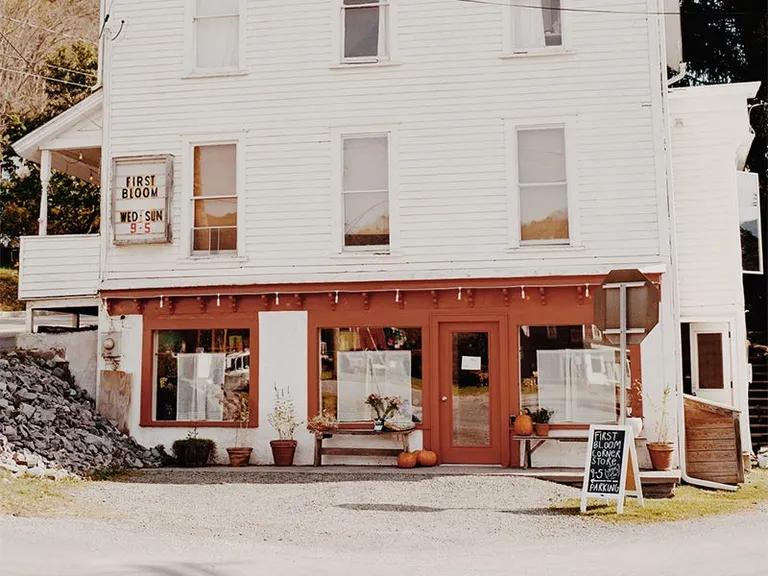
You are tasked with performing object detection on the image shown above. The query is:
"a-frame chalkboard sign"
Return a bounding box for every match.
[580,425,644,514]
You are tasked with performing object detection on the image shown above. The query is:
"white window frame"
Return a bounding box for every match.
[331,127,399,254]
[502,0,570,57]
[182,133,246,259]
[505,119,579,248]
[333,0,396,66]
[184,0,247,78]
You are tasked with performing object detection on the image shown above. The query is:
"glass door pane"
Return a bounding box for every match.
[451,332,490,446]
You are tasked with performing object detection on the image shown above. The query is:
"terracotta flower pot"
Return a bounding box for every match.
[226,447,253,467]
[647,442,674,471]
[534,423,550,437]
[270,439,297,466]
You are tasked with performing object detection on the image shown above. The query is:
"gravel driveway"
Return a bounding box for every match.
[1,468,766,576]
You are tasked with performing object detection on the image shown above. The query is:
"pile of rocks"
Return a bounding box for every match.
[0,351,163,477]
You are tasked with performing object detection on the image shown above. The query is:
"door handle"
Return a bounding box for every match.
[441,396,448,402]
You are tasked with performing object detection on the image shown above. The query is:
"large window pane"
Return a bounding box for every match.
[196,16,238,69]
[344,1,387,59]
[194,145,237,197]
[520,184,569,241]
[518,129,566,184]
[155,329,250,422]
[320,327,422,423]
[343,137,388,191]
[344,191,390,246]
[520,325,626,424]
[511,0,562,50]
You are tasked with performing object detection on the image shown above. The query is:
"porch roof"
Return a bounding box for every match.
[12,89,103,182]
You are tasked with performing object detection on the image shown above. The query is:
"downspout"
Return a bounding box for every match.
[657,5,737,492]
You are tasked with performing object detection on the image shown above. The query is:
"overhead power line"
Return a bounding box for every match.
[454,0,763,17]
[0,15,97,45]
[0,65,93,89]
[2,53,98,79]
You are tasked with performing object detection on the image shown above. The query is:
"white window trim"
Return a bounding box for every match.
[181,133,246,259]
[331,126,399,255]
[184,0,247,78]
[331,0,398,67]
[505,118,579,249]
[501,0,571,57]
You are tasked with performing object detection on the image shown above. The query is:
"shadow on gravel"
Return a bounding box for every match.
[335,503,562,516]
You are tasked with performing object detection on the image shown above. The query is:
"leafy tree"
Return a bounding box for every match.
[0,41,99,250]
[681,1,768,342]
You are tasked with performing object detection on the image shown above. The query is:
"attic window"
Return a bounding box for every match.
[194,0,240,71]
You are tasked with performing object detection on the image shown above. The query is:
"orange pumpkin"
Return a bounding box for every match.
[397,451,418,469]
[417,450,438,467]
[513,410,534,436]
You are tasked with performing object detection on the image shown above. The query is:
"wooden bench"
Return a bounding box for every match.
[313,428,414,467]
[511,434,647,469]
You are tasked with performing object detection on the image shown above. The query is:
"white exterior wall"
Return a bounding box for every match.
[669,83,760,445]
[18,235,101,300]
[100,0,669,290]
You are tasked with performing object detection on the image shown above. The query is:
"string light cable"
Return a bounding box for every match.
[0,65,93,89]
[0,14,97,45]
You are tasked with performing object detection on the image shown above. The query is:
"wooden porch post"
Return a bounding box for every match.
[38,149,52,236]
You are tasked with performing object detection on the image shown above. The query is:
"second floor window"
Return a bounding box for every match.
[194,0,240,71]
[342,0,389,62]
[511,0,562,52]
[193,144,238,253]
[342,135,390,249]
[517,127,569,244]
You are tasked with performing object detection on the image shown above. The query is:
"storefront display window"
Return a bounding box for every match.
[154,328,250,422]
[520,325,627,424]
[320,327,422,423]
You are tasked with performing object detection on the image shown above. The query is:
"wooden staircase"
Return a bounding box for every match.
[748,360,768,452]
[683,395,744,486]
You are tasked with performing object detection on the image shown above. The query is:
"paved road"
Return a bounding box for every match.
[0,471,765,576]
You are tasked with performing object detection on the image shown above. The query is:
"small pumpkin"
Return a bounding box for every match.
[397,451,418,469]
[513,409,534,436]
[416,450,438,467]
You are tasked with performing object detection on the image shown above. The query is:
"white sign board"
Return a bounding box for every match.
[112,155,173,245]
[580,424,643,514]
[461,356,482,371]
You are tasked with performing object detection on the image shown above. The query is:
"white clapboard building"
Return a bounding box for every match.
[12,1,761,486]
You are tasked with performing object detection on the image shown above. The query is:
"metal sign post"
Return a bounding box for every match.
[602,281,647,424]
[594,270,660,425]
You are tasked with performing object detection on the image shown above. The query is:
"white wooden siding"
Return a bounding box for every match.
[19,235,101,300]
[669,84,759,318]
[101,0,667,289]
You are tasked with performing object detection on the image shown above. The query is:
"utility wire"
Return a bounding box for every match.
[2,53,98,79]
[454,0,763,17]
[0,65,93,88]
[0,15,97,45]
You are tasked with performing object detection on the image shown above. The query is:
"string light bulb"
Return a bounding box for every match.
[159,295,164,309]
[585,285,590,298]
[458,287,463,301]
[335,291,339,305]
[395,289,401,303]
[275,292,280,305]
[521,286,526,300]
[216,293,220,307]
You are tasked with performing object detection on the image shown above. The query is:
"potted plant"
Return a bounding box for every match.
[364,394,403,431]
[268,385,300,466]
[172,429,215,467]
[226,396,252,467]
[531,408,554,436]
[626,378,644,438]
[647,386,675,471]
[307,409,338,435]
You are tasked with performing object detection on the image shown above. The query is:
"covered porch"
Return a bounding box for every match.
[12,90,103,331]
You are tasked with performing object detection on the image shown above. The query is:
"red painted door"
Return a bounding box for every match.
[438,322,502,464]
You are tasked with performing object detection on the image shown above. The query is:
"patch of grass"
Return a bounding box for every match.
[0,268,22,311]
[0,470,82,517]
[552,468,768,523]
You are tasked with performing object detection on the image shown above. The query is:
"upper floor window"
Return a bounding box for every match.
[510,0,563,52]
[342,134,390,249]
[342,0,390,62]
[517,127,569,244]
[193,0,240,71]
[193,144,238,253]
